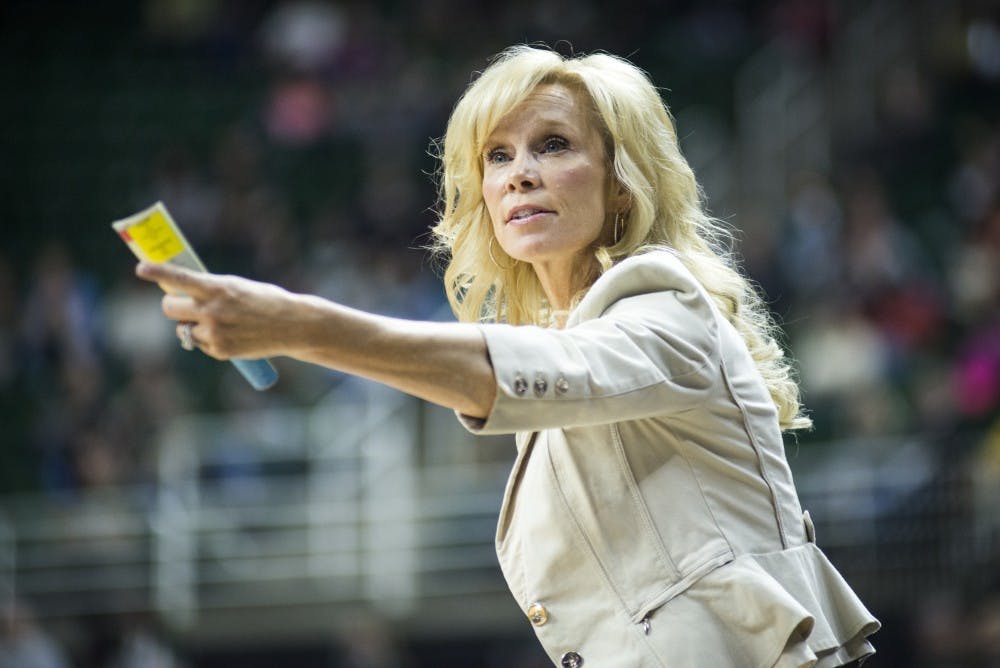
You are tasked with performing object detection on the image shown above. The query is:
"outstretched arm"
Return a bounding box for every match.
[136,262,496,418]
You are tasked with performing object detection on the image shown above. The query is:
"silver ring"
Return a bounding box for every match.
[179,322,195,351]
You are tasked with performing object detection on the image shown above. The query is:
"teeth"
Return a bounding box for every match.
[513,209,541,219]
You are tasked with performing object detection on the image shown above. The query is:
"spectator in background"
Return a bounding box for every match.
[334,613,408,668]
[778,170,845,304]
[0,601,73,668]
[104,613,181,668]
[20,244,105,494]
[952,196,1000,422]
[0,255,18,390]
[20,244,102,390]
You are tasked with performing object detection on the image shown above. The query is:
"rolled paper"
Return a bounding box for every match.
[112,201,280,391]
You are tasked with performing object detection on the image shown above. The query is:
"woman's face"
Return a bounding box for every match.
[482,84,613,272]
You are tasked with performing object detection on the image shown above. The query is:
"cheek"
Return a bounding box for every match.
[557,165,607,214]
[481,175,504,220]
[559,162,603,191]
[555,164,589,186]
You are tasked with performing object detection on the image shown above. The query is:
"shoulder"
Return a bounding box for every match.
[569,249,708,325]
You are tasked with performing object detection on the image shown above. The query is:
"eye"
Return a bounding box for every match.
[485,148,510,165]
[541,136,568,152]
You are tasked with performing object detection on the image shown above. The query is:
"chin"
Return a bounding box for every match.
[503,235,593,267]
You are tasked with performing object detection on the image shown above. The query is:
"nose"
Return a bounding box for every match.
[506,153,539,192]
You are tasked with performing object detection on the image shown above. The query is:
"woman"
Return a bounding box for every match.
[138,46,880,667]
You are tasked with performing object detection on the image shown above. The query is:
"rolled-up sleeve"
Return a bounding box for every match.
[459,284,720,434]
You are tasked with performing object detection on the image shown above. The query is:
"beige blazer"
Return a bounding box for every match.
[461,251,880,668]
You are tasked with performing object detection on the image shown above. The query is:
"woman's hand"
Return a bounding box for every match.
[136,262,300,360]
[135,262,496,418]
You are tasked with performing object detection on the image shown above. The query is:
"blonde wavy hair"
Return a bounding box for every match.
[430,45,810,431]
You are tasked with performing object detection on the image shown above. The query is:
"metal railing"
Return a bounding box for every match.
[2,380,995,643]
[792,433,999,610]
[0,379,516,639]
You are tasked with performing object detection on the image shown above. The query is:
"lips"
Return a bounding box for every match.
[507,205,554,223]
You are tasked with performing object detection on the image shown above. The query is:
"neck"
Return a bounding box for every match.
[532,254,598,311]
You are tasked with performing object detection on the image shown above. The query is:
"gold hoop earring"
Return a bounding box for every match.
[489,237,515,270]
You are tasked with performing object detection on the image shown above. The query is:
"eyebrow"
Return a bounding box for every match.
[484,116,581,146]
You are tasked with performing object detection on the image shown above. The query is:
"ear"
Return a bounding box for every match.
[610,180,631,214]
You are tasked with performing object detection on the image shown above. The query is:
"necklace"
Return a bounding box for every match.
[548,309,570,329]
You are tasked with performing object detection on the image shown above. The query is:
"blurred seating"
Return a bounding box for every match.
[0,0,996,665]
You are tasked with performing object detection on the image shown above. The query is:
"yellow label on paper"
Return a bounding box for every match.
[127,208,184,263]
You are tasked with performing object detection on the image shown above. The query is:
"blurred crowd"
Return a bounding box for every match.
[0,0,998,666]
[1,0,993,493]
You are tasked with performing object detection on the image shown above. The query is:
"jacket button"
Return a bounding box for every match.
[803,510,816,543]
[533,375,548,396]
[527,602,548,626]
[561,651,583,667]
[513,374,528,395]
[554,376,569,394]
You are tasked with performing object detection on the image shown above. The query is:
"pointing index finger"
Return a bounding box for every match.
[136,262,212,297]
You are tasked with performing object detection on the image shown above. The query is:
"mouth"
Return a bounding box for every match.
[507,206,554,224]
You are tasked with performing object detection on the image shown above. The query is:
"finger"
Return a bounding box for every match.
[162,294,201,322]
[136,262,212,298]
